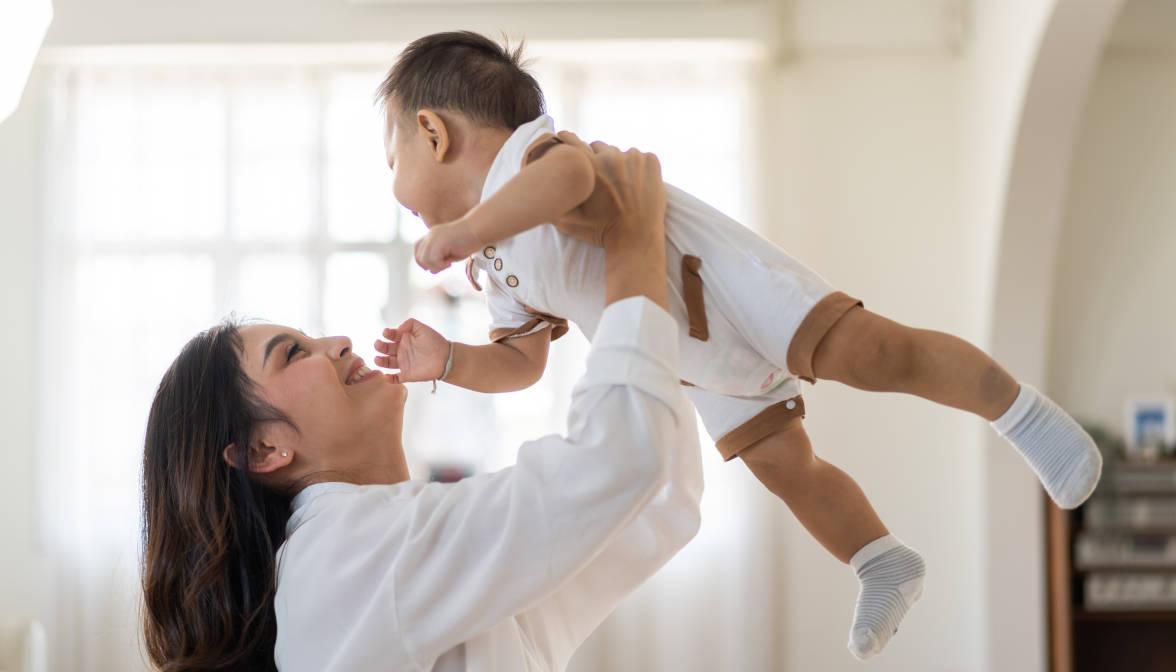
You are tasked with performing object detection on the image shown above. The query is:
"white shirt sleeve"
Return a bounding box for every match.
[484,270,564,342]
[393,296,690,667]
[516,382,704,670]
[484,271,534,331]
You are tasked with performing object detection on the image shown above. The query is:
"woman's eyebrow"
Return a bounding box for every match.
[263,333,295,367]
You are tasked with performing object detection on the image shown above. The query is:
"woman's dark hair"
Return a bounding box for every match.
[141,321,293,671]
[377,30,546,129]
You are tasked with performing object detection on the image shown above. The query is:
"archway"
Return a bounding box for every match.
[982,1,1127,670]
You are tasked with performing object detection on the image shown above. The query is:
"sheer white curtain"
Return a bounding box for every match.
[39,45,773,671]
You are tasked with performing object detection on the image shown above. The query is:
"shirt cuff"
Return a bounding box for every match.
[591,297,679,373]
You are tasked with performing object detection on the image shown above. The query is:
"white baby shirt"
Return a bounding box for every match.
[470,116,839,440]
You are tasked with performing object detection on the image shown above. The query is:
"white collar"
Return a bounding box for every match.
[286,480,425,536]
[290,481,362,512]
[286,481,364,535]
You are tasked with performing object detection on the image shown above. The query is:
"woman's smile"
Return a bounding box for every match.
[344,359,381,386]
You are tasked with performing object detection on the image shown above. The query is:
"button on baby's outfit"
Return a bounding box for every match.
[484,247,496,259]
[785,400,797,411]
[494,258,503,271]
[506,275,520,288]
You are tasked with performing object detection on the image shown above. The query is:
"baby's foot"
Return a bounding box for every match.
[847,536,925,660]
[991,384,1103,509]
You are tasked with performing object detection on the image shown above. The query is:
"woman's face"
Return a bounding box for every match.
[236,324,409,484]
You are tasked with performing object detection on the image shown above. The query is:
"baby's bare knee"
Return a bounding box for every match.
[817,309,922,391]
[740,424,816,485]
[853,326,922,391]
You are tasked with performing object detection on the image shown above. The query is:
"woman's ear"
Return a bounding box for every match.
[416,109,451,162]
[222,434,294,474]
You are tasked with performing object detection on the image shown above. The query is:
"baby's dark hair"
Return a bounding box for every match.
[377,31,546,130]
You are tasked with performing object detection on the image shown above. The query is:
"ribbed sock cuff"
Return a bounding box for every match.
[850,534,905,573]
[991,383,1035,436]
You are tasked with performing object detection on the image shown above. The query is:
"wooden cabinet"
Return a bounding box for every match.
[1048,460,1176,672]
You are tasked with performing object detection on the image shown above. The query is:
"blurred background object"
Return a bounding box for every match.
[0,620,47,672]
[0,0,53,122]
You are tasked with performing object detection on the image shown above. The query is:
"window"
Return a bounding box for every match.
[40,45,757,670]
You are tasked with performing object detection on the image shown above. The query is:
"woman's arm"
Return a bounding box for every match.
[390,141,676,666]
[518,382,704,670]
[393,302,685,665]
[518,135,701,656]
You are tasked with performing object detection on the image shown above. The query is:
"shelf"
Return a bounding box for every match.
[1077,526,1176,535]
[1074,609,1176,622]
[1049,459,1176,671]
[1074,565,1176,573]
[1114,459,1176,466]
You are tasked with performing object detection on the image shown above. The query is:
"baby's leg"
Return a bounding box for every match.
[810,307,1017,419]
[810,307,1101,508]
[740,423,924,660]
[741,421,885,562]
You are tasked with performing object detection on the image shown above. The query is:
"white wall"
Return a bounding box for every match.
[758,55,982,671]
[42,0,775,45]
[1049,50,1176,429]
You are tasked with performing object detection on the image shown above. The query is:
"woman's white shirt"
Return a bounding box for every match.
[273,297,703,671]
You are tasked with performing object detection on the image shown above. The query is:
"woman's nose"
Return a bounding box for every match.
[322,335,352,360]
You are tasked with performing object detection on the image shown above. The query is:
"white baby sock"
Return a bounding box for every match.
[991,384,1103,509]
[847,535,925,660]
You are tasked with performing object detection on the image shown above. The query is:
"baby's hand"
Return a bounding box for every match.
[374,318,450,383]
[414,219,481,274]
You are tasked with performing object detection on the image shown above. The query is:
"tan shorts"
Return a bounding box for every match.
[686,291,862,461]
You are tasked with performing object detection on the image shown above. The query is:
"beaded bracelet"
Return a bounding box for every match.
[431,341,456,394]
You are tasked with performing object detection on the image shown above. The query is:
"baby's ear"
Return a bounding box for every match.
[416,109,450,161]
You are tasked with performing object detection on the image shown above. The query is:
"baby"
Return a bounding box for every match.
[373,31,1102,659]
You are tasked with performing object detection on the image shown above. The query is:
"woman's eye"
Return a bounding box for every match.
[287,342,303,362]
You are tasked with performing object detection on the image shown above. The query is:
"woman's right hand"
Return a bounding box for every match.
[553,132,669,310]
[374,319,450,383]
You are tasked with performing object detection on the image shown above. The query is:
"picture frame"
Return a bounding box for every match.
[1123,396,1176,457]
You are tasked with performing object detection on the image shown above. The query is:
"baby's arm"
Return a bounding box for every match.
[374,318,550,393]
[468,142,596,243]
[414,143,595,273]
[445,328,550,393]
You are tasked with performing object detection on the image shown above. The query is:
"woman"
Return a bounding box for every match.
[140,136,703,671]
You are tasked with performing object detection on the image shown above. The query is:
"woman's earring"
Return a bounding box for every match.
[281,451,289,458]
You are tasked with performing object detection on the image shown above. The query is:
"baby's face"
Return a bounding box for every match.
[384,104,447,228]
